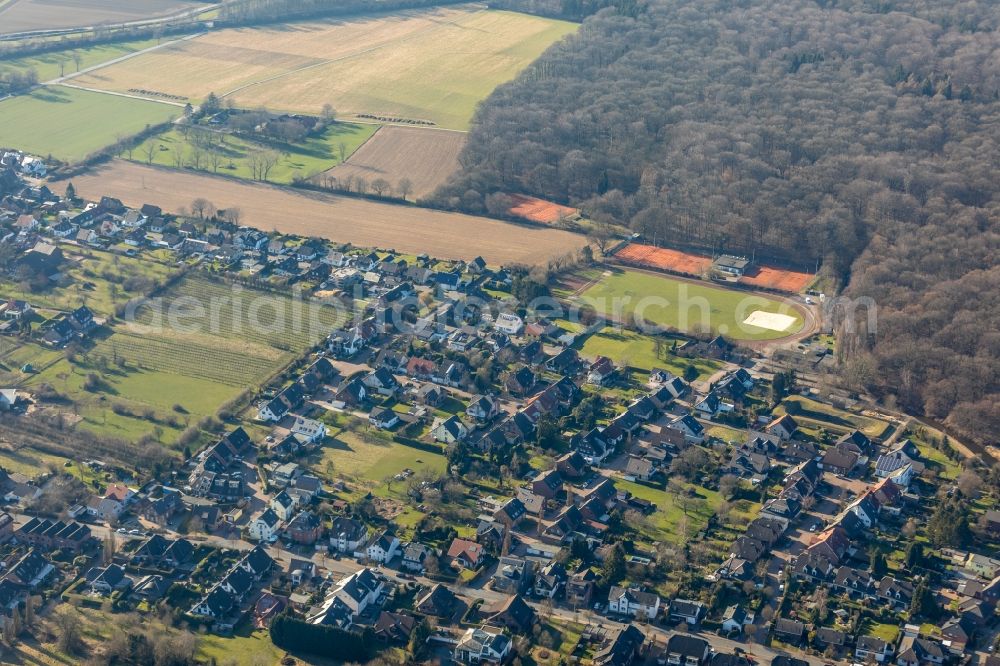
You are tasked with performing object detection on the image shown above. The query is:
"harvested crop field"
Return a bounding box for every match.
[615,242,713,275]
[507,194,578,224]
[740,265,814,293]
[70,6,578,129]
[0,0,199,34]
[61,160,586,265]
[317,125,464,200]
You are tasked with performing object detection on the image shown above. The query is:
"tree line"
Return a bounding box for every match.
[431,0,1000,443]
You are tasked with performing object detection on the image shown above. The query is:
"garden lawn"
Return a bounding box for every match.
[615,478,722,544]
[312,429,446,487]
[130,121,378,184]
[579,269,804,340]
[577,327,721,379]
[0,86,179,162]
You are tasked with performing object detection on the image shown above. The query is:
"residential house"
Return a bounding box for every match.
[286,511,322,545]
[608,586,661,620]
[367,531,400,563]
[447,538,484,569]
[665,634,710,666]
[415,582,458,617]
[669,598,705,626]
[433,415,469,444]
[774,618,806,644]
[492,556,535,594]
[330,516,368,554]
[483,593,536,634]
[401,542,434,573]
[721,605,754,634]
[454,627,512,665]
[856,636,893,663]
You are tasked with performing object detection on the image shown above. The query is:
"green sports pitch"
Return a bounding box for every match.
[578,269,805,341]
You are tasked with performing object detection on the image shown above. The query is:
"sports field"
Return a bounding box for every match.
[578,269,805,341]
[70,6,578,129]
[131,121,377,184]
[0,86,179,161]
[62,160,587,264]
[318,125,464,199]
[507,194,579,224]
[615,242,814,294]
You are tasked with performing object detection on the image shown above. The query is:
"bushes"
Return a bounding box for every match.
[269,614,375,661]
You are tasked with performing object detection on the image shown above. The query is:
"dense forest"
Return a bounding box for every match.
[434,0,1000,443]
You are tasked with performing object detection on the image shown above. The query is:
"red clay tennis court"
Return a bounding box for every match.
[615,242,814,293]
[739,266,814,292]
[507,194,579,224]
[614,243,713,276]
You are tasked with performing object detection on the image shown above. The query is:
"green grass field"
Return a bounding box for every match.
[129,121,378,184]
[0,37,162,81]
[130,273,348,352]
[312,429,446,486]
[577,328,721,380]
[579,269,804,341]
[11,273,349,446]
[0,86,179,161]
[774,395,891,438]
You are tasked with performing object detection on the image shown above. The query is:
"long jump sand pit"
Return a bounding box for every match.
[743,310,799,333]
[60,160,586,265]
[317,126,464,200]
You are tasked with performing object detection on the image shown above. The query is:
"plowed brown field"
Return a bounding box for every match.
[317,126,464,200]
[61,160,586,265]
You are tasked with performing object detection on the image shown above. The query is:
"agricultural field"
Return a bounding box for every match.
[577,268,807,341]
[0,36,161,81]
[70,6,578,129]
[130,121,378,184]
[0,85,179,161]
[127,273,348,353]
[577,327,722,380]
[61,160,588,264]
[0,0,201,35]
[317,125,464,199]
[12,273,347,446]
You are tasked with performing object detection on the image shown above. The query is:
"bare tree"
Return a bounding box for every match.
[223,207,242,226]
[371,178,391,197]
[172,145,186,169]
[72,53,82,72]
[143,141,157,165]
[397,177,413,200]
[338,141,347,162]
[209,148,223,173]
[259,150,281,181]
[189,145,204,170]
[191,198,215,220]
